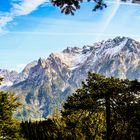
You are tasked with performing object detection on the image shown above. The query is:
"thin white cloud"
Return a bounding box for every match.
[12,0,48,16]
[95,0,121,41]
[4,31,126,36]
[0,14,13,33]
[0,0,49,33]
[17,63,26,69]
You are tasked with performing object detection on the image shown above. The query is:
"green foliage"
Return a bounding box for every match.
[62,72,140,139]
[61,109,105,140]
[51,0,107,15]
[20,118,65,140]
[0,89,23,139]
[51,0,140,15]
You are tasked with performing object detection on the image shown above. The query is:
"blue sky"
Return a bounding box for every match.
[0,0,140,72]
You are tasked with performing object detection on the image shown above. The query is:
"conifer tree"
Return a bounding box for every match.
[62,72,140,139]
[0,78,22,139]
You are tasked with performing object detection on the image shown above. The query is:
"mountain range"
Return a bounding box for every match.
[1,36,140,119]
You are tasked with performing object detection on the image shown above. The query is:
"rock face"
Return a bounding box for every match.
[13,61,38,85]
[0,69,18,89]
[1,36,140,119]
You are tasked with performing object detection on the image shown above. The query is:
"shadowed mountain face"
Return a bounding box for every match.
[1,36,140,119]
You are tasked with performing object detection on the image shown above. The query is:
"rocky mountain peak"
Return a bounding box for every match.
[1,36,140,119]
[13,61,38,85]
[92,36,138,58]
[37,58,46,68]
[112,36,126,42]
[62,47,82,54]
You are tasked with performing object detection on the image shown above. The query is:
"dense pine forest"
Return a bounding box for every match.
[0,73,140,140]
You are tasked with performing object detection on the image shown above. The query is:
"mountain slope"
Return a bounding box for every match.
[2,36,140,119]
[0,69,18,89]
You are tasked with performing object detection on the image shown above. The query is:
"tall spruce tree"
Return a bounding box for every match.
[62,72,140,139]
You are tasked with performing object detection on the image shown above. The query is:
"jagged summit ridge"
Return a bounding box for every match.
[48,36,140,72]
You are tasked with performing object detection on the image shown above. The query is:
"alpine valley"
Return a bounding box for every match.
[1,36,140,119]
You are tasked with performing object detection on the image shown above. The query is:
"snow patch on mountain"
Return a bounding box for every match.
[104,38,128,56]
[54,47,92,70]
[0,81,13,89]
